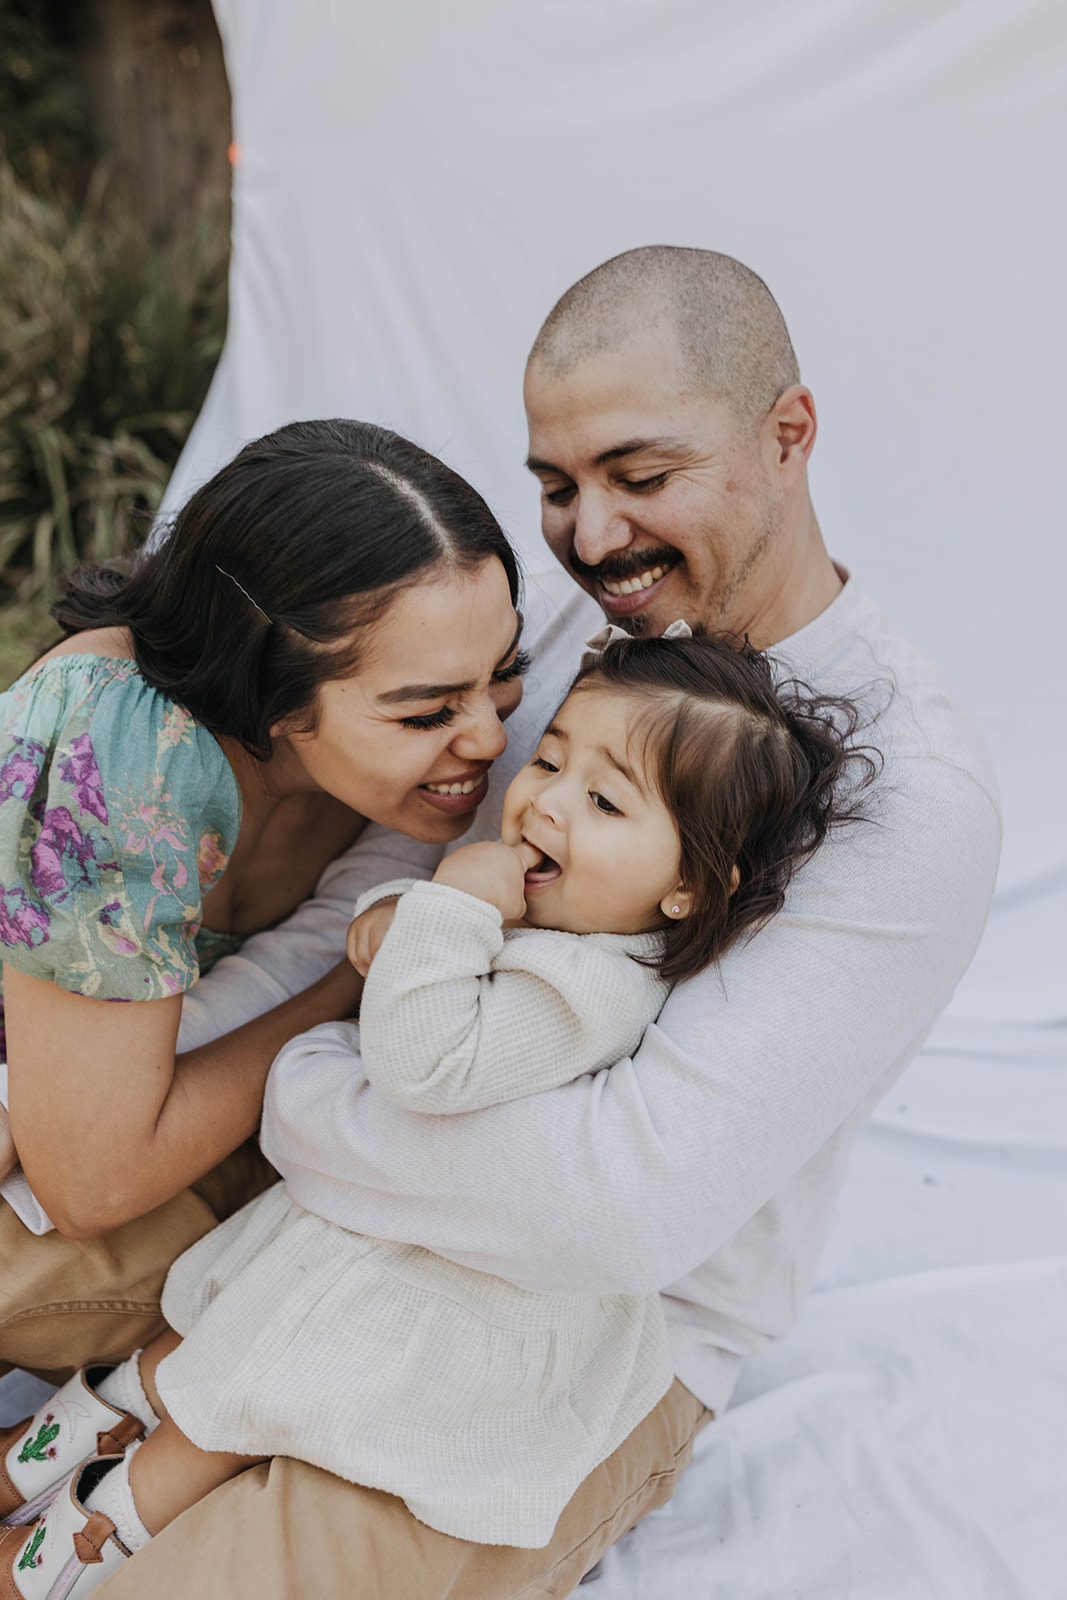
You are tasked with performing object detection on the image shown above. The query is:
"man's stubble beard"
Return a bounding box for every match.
[571,489,784,641]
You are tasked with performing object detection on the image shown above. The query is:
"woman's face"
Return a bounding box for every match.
[278,559,525,842]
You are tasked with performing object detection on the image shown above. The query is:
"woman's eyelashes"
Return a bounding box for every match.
[493,648,531,684]
[400,652,529,730]
[400,706,455,731]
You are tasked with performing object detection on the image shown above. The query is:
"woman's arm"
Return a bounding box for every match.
[3,957,363,1239]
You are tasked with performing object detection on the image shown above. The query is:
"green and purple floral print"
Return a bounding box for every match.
[0,654,241,1055]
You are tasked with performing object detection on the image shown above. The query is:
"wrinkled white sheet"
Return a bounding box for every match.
[166,0,1067,1021]
[582,1028,1067,1598]
[5,2,1064,1595]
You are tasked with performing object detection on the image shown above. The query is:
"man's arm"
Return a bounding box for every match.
[262,767,1001,1295]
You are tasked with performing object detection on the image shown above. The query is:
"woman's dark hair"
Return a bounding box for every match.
[51,420,521,759]
[572,634,879,984]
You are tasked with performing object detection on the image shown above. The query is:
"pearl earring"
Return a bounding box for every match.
[671,905,681,915]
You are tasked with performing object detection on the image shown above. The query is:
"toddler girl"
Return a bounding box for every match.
[0,627,869,1593]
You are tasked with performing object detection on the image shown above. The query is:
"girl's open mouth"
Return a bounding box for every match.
[524,850,563,889]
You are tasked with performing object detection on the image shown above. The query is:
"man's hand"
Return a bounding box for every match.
[0,1101,16,1183]
[346,899,400,977]
[431,841,540,922]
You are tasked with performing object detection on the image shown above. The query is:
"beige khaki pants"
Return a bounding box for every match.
[0,1157,711,1598]
[0,1141,276,1380]
[97,1378,711,1600]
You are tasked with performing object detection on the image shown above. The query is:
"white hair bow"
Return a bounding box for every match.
[581,618,692,669]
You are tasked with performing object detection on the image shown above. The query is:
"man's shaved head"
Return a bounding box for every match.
[528,246,799,433]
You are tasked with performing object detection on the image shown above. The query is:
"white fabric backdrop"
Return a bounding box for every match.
[95,1,1067,1592]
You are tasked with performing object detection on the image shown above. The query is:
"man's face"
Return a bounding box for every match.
[524,330,785,639]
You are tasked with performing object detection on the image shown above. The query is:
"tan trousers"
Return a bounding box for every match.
[0,1141,276,1380]
[97,1379,711,1600]
[0,1158,711,1598]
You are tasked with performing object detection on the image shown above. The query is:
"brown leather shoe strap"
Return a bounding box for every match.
[0,1422,30,1521]
[73,1511,116,1565]
[96,1413,145,1456]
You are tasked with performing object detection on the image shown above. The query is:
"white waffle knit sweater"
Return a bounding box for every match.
[157,882,672,1547]
[353,877,668,1113]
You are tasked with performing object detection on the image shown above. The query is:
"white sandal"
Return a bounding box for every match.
[0,1456,132,1600]
[0,1369,145,1528]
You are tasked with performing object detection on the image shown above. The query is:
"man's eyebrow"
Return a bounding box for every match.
[525,438,688,474]
[593,437,687,468]
[376,618,524,705]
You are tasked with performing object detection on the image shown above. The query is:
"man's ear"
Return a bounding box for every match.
[660,884,694,921]
[768,384,817,478]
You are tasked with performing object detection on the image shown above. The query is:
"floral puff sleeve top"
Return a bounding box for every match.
[0,655,242,1010]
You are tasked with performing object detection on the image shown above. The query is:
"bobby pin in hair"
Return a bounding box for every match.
[216,565,273,624]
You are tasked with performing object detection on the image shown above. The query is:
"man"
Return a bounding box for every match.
[97,246,1000,1597]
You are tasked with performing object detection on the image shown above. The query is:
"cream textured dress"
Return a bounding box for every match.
[157,880,673,1547]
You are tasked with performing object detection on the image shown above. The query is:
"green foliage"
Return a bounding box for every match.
[0,148,228,638]
[0,0,93,185]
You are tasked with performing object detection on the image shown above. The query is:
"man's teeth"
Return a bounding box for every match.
[423,779,479,795]
[602,564,670,597]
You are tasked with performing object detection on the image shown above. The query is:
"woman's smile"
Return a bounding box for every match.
[279,561,524,844]
[418,768,491,814]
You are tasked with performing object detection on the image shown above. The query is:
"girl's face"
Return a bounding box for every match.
[501,683,689,935]
[279,559,525,842]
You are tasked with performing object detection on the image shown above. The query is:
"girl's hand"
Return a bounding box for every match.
[346,900,399,977]
[431,840,540,922]
[0,1101,16,1184]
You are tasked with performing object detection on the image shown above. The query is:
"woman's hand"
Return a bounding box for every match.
[431,840,540,922]
[3,955,364,1239]
[0,1101,16,1184]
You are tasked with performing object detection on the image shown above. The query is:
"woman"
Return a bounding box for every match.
[0,418,524,1377]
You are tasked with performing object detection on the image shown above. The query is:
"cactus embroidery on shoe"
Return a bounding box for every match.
[17,1417,59,1465]
[17,1525,46,1572]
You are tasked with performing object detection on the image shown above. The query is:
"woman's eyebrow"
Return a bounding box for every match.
[378,680,469,705]
[377,618,524,705]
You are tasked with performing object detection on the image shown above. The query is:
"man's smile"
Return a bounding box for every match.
[567,546,683,620]
[569,544,680,589]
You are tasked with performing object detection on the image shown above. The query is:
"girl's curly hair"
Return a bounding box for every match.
[572,633,880,984]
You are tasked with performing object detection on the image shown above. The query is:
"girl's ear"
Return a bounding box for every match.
[728,864,740,896]
[660,884,694,920]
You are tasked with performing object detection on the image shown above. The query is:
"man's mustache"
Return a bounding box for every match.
[567,545,680,586]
